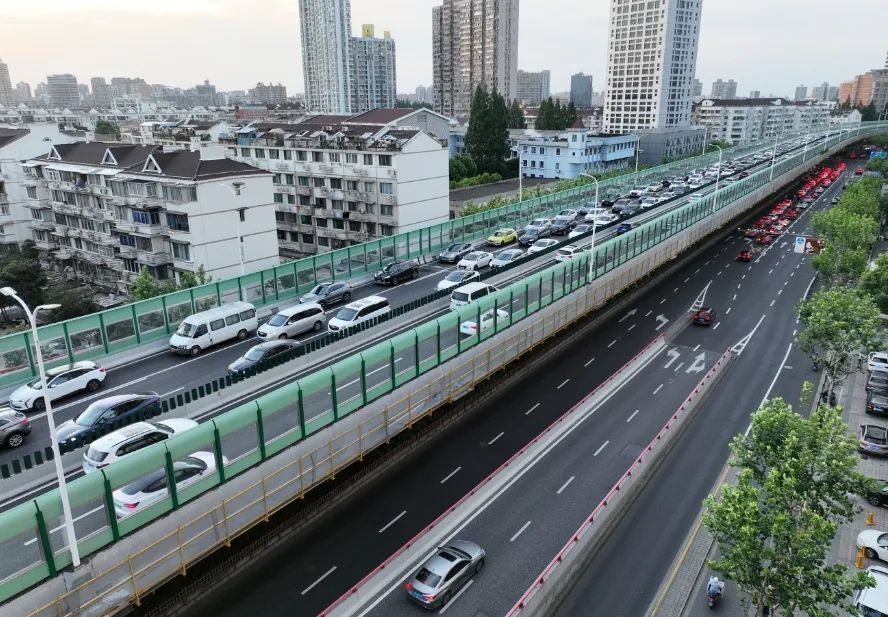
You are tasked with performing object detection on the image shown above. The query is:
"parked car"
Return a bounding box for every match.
[457,251,493,271]
[486,228,518,246]
[0,407,31,448]
[82,419,198,473]
[8,361,106,412]
[860,424,888,456]
[867,482,888,508]
[228,340,299,375]
[616,222,634,235]
[524,218,551,232]
[490,248,524,269]
[528,238,559,254]
[405,540,486,609]
[869,392,888,416]
[56,393,162,448]
[437,270,480,291]
[299,282,353,307]
[257,303,325,339]
[549,219,574,235]
[869,352,888,373]
[328,296,391,332]
[867,371,888,395]
[554,246,584,262]
[437,242,474,264]
[374,260,419,285]
[589,213,619,227]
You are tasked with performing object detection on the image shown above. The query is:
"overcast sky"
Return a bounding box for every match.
[4,0,887,99]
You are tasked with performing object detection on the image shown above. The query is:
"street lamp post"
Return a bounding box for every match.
[769,132,780,181]
[634,136,642,175]
[0,288,80,567]
[711,144,724,217]
[579,172,599,283]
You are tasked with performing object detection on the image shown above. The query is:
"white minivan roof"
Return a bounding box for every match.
[453,282,494,294]
[858,566,888,614]
[183,301,255,323]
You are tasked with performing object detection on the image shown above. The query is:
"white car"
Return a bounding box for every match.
[457,251,493,270]
[640,196,659,209]
[554,209,578,223]
[436,269,480,291]
[590,213,619,226]
[555,246,584,262]
[870,352,888,373]
[9,361,106,411]
[525,218,551,232]
[569,224,594,240]
[459,309,511,336]
[113,451,226,517]
[858,529,888,562]
[528,238,559,254]
[491,248,524,269]
[583,207,610,222]
[82,419,198,474]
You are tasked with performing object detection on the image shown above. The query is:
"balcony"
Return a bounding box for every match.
[386,168,398,179]
[33,239,58,251]
[29,200,52,211]
[118,245,137,257]
[31,220,56,231]
[379,194,396,205]
[344,166,369,177]
[50,201,80,215]
[276,220,300,232]
[137,251,173,266]
[296,186,312,196]
[114,221,167,236]
[55,248,74,260]
[167,226,191,241]
[52,224,70,237]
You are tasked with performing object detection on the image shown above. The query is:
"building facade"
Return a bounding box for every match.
[47,74,80,109]
[20,142,279,293]
[636,126,706,165]
[794,85,807,101]
[710,79,737,100]
[0,58,12,106]
[692,79,703,98]
[250,83,288,105]
[603,0,702,133]
[516,126,636,180]
[517,70,551,106]
[811,82,830,102]
[749,90,761,99]
[693,98,830,146]
[91,77,111,107]
[570,73,593,108]
[432,0,520,117]
[299,0,352,113]
[15,82,31,103]
[349,25,397,113]
[221,109,449,258]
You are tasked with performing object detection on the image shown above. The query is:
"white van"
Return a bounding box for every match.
[169,301,258,356]
[328,296,391,332]
[256,303,326,340]
[450,282,498,310]
[855,565,888,616]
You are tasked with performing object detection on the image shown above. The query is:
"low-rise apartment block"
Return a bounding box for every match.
[693,98,831,146]
[21,142,279,294]
[516,124,637,180]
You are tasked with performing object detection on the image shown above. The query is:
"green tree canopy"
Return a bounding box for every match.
[130,267,160,301]
[861,251,888,314]
[508,100,526,129]
[0,258,47,314]
[94,120,120,137]
[43,287,99,322]
[464,85,509,175]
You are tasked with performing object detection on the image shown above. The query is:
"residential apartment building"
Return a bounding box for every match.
[636,125,706,164]
[517,70,551,106]
[516,125,637,180]
[221,108,449,258]
[0,59,12,106]
[603,0,702,133]
[250,83,288,105]
[794,85,808,101]
[691,79,703,99]
[15,82,32,103]
[811,82,830,102]
[0,125,82,253]
[749,90,761,99]
[91,77,111,107]
[299,0,352,113]
[432,0,520,116]
[710,79,737,100]
[47,74,80,109]
[20,142,279,293]
[349,25,397,113]
[570,73,593,108]
[693,98,830,146]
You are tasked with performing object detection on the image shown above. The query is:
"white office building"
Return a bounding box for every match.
[299,0,352,113]
[517,70,551,106]
[0,59,12,107]
[603,0,702,133]
[693,98,831,146]
[516,125,637,180]
[20,142,279,293]
[221,108,449,258]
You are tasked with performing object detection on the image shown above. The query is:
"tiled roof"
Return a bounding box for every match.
[345,108,415,124]
[0,128,29,149]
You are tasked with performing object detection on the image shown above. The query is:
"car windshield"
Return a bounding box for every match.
[383,263,400,272]
[532,240,549,248]
[25,378,43,389]
[267,314,288,327]
[336,307,359,321]
[464,253,479,261]
[244,348,265,362]
[85,446,109,462]
[308,284,329,296]
[445,272,466,282]
[120,469,166,496]
[175,322,197,337]
[445,244,461,252]
[415,568,442,588]
[493,231,506,237]
[866,427,888,444]
[76,402,113,427]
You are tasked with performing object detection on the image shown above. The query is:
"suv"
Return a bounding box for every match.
[437,243,473,264]
[82,418,198,473]
[299,282,353,307]
[374,260,419,285]
[328,296,391,332]
[0,407,31,448]
[8,361,106,411]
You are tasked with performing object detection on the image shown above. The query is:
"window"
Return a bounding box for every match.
[225,314,240,326]
[162,186,197,202]
[296,150,307,161]
[315,218,327,228]
[363,154,373,165]
[317,236,329,247]
[238,209,246,222]
[380,182,393,195]
[347,201,358,212]
[269,149,279,159]
[272,174,281,184]
[381,204,393,216]
[378,155,392,166]
[365,204,375,214]
[210,319,225,331]
[312,151,324,162]
[329,153,340,163]
[365,222,376,235]
[348,221,361,232]
[171,242,190,261]
[302,234,314,244]
[274,193,283,203]
[26,186,37,199]
[299,195,310,206]
[298,176,309,186]
[332,199,343,210]
[240,148,250,157]
[364,182,375,192]
[330,178,342,189]
[285,174,294,185]
[167,213,189,232]
[283,150,292,160]
[119,234,136,247]
[313,177,326,187]
[300,215,311,225]
[347,180,358,191]
[315,198,326,209]
[345,153,358,164]
[287,194,295,204]
[254,148,265,159]
[380,224,394,236]
[332,219,344,230]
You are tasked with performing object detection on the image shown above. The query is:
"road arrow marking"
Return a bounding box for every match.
[618,308,637,323]
[685,353,707,374]
[655,314,670,331]
[731,314,766,355]
[663,348,681,368]
[690,281,712,312]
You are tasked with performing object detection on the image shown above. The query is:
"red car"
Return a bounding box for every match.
[756,217,772,228]
[743,228,761,238]
[692,307,717,326]
[778,218,791,227]
[757,234,774,245]
[737,250,753,262]
[855,168,865,175]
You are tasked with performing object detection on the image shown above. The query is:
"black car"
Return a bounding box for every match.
[437,243,473,264]
[869,391,888,416]
[55,393,161,448]
[518,227,550,246]
[619,204,643,218]
[299,282,353,307]
[373,260,419,285]
[867,371,888,395]
[549,219,574,235]
[228,340,298,374]
[867,482,888,507]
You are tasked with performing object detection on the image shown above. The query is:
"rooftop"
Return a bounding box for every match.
[0,127,29,149]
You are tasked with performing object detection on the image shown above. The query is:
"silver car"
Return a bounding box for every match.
[0,407,31,448]
[405,540,485,609]
[298,282,353,307]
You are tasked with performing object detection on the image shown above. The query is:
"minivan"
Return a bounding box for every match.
[169,302,258,356]
[450,282,498,310]
[256,303,326,339]
[854,565,888,617]
[328,296,391,332]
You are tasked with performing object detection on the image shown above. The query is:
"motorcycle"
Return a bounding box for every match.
[707,590,721,609]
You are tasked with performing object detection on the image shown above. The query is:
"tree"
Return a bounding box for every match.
[464,85,509,174]
[859,102,878,122]
[797,287,881,396]
[810,207,877,286]
[811,245,870,287]
[0,258,47,320]
[178,265,212,290]
[705,398,875,617]
[131,267,160,301]
[43,287,99,322]
[861,252,888,314]
[395,99,432,110]
[508,100,526,129]
[94,120,120,137]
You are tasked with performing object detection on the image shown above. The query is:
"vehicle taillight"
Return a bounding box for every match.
[99,368,106,373]
[124,502,139,510]
[405,582,413,592]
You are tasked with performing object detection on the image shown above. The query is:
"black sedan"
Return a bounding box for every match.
[437,243,474,264]
[373,260,419,285]
[549,219,574,235]
[56,393,161,449]
[867,482,888,508]
[869,392,888,416]
[228,340,299,375]
[518,227,550,246]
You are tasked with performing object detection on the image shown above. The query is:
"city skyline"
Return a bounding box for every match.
[3,0,886,101]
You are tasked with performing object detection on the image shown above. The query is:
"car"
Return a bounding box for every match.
[856,168,865,175]
[867,482,888,508]
[589,212,619,227]
[437,242,474,264]
[487,228,518,246]
[831,195,840,204]
[743,228,761,238]
[528,238,559,254]
[583,207,610,222]
[858,530,888,562]
[228,340,299,375]
[860,424,888,456]
[518,226,550,246]
[554,245,584,262]
[56,393,162,448]
[611,198,640,216]
[640,196,659,209]
[457,251,493,270]
[618,204,643,218]
[868,371,888,394]
[459,308,511,335]
[616,222,634,235]
[869,392,888,416]
[869,352,888,373]
[524,218,551,232]
[756,234,774,245]
[736,251,753,262]
[490,248,524,269]
[8,361,106,412]
[257,303,326,340]
[692,307,716,326]
[299,282,352,307]
[0,407,31,448]
[437,270,480,291]
[113,451,226,517]
[82,418,198,474]
[374,260,419,285]
[568,224,594,240]
[549,219,574,235]
[405,540,486,609]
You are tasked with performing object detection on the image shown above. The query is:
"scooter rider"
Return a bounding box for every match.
[708,575,725,597]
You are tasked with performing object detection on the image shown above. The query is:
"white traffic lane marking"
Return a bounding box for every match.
[438,579,474,614]
[626,409,640,423]
[301,566,337,596]
[525,403,540,415]
[557,379,570,390]
[440,467,461,484]
[556,476,575,495]
[378,510,407,534]
[488,431,504,445]
[510,520,532,542]
[593,440,610,457]
[584,357,595,367]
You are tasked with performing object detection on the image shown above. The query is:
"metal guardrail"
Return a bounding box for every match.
[0,126,858,388]
[0,125,883,611]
